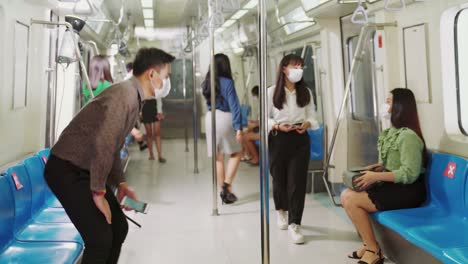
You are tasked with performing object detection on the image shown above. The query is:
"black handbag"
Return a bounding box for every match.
[342,166,384,192]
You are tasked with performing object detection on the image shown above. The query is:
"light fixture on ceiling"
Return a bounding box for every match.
[301,0,326,11]
[223,19,237,28]
[141,0,152,9]
[243,0,258,9]
[231,9,249,20]
[215,27,226,34]
[143,9,153,19]
[145,19,154,28]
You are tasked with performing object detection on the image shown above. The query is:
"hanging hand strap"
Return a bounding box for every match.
[384,0,405,12]
[351,0,368,25]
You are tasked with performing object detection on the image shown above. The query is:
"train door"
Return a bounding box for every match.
[341,16,380,168]
[161,58,194,139]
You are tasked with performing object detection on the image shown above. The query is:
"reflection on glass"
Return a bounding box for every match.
[166,59,194,99]
[347,36,375,121]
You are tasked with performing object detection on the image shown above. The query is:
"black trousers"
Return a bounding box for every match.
[44,155,129,264]
[269,131,310,225]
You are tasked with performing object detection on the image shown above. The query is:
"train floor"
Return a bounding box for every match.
[118,139,395,264]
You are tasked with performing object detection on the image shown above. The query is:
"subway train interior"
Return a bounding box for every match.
[0,0,468,263]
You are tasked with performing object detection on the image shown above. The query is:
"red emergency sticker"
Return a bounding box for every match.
[11,172,23,190]
[443,162,457,179]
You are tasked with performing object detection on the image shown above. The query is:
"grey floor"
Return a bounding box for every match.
[118,139,391,264]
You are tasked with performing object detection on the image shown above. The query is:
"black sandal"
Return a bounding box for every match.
[348,244,366,259]
[357,248,384,264]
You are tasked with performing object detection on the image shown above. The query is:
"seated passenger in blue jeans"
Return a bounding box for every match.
[341,88,427,264]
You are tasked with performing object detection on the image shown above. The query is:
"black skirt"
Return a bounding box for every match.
[141,99,159,124]
[367,176,426,211]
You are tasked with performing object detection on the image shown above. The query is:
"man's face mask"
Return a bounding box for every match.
[150,64,170,92]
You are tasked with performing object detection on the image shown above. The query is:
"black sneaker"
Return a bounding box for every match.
[139,144,148,151]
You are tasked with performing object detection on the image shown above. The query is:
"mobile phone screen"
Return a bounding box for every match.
[121,196,148,214]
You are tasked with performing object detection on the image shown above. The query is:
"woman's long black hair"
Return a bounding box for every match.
[88,55,113,89]
[202,53,233,104]
[273,54,310,109]
[390,88,427,165]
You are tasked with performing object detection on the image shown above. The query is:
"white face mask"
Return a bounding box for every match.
[162,77,171,90]
[150,72,163,93]
[287,68,303,83]
[380,103,391,120]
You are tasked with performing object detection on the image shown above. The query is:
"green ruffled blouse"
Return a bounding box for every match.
[378,127,424,184]
[82,81,112,105]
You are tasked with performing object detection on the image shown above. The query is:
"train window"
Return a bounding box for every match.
[347,35,375,121]
[165,59,194,100]
[455,9,468,136]
[280,7,315,35]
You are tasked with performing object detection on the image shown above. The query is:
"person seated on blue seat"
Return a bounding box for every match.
[242,85,260,165]
[340,88,427,264]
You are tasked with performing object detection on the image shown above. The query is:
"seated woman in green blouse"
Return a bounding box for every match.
[341,88,427,264]
[82,55,113,105]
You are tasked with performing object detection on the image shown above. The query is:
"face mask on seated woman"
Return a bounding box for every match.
[380,102,391,120]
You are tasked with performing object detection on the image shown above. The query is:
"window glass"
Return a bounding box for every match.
[166,59,194,99]
[455,9,468,135]
[347,36,375,120]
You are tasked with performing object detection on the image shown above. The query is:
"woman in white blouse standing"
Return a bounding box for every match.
[268,54,319,244]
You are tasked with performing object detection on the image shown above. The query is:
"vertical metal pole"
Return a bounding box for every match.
[209,0,219,216]
[192,24,199,174]
[258,0,270,263]
[183,54,189,152]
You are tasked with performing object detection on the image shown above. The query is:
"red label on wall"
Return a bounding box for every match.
[41,156,47,163]
[378,35,383,48]
[443,162,457,179]
[11,172,23,190]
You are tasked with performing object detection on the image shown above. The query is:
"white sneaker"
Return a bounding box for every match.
[276,210,288,230]
[288,224,305,244]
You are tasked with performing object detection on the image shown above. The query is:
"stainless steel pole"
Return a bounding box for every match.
[258,0,270,263]
[183,54,189,152]
[209,0,219,216]
[192,24,199,174]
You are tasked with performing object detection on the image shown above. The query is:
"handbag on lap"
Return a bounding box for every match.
[342,166,384,192]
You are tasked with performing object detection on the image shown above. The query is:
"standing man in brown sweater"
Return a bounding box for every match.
[44,48,175,264]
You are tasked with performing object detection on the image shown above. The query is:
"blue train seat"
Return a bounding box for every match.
[3,164,82,244]
[0,176,83,264]
[23,156,70,223]
[372,152,468,264]
[35,149,62,208]
[36,148,51,161]
[241,104,250,128]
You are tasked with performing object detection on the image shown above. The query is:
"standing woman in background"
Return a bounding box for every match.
[268,54,319,244]
[141,94,166,162]
[82,55,114,105]
[203,53,243,205]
